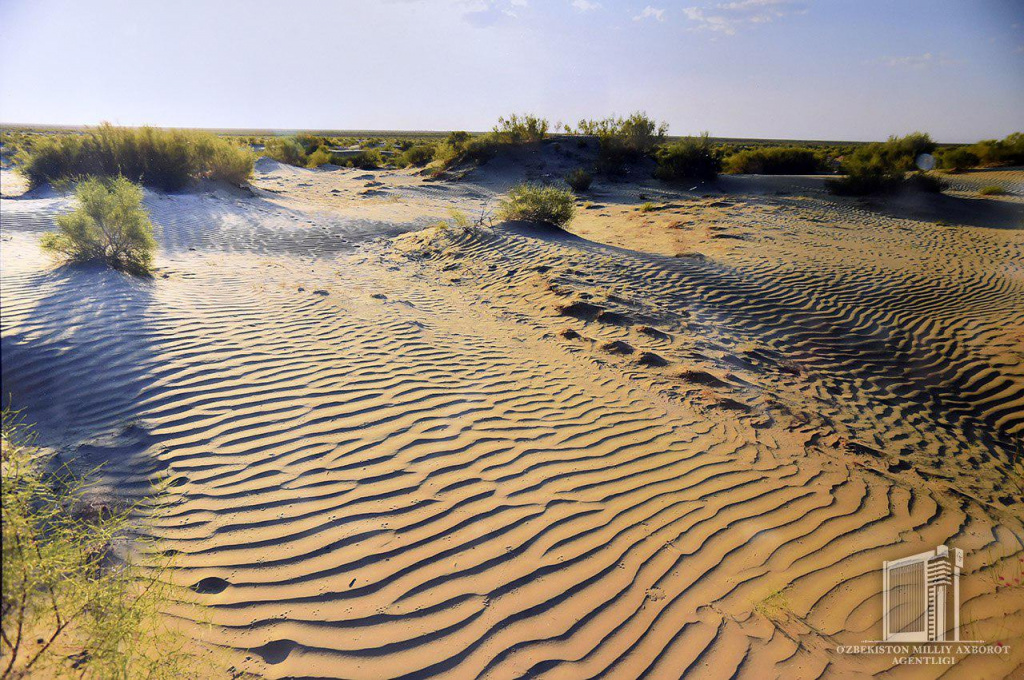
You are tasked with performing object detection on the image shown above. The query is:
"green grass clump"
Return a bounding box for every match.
[638,201,657,212]
[654,133,721,182]
[565,168,593,192]
[723,147,826,174]
[19,124,254,191]
[1,407,192,679]
[40,177,156,275]
[497,183,576,227]
[979,185,1008,196]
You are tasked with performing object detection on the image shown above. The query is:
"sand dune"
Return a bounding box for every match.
[2,157,1023,678]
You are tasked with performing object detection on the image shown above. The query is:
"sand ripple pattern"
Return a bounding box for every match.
[2,191,1023,679]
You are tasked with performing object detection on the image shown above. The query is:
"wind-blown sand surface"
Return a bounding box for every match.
[2,152,1023,679]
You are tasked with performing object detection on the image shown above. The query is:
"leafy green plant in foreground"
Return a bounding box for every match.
[40,177,156,275]
[1,407,191,679]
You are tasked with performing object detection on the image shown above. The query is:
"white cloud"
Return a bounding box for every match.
[881,53,962,70]
[683,0,807,35]
[571,0,600,11]
[634,6,665,22]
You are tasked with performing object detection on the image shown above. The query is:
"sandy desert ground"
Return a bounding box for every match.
[2,144,1023,679]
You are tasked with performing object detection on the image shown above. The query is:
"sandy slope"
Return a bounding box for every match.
[2,155,1023,679]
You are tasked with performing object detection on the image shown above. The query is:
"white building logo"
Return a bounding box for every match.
[882,545,962,643]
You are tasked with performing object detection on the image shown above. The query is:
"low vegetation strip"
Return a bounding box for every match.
[17,124,254,191]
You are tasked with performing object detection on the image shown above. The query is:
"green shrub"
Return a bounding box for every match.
[905,172,947,193]
[305,146,332,168]
[264,136,306,166]
[827,133,937,195]
[565,168,593,192]
[1,406,192,679]
[40,177,156,274]
[979,185,1008,196]
[497,183,576,227]
[18,125,253,191]
[399,143,437,167]
[654,133,721,181]
[578,112,667,169]
[332,149,382,170]
[724,147,826,174]
[493,114,548,144]
[938,147,979,172]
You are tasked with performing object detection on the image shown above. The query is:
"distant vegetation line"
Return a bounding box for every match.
[2,114,1021,199]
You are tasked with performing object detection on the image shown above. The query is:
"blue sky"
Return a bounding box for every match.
[1,0,1021,142]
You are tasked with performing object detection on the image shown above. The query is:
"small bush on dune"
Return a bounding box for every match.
[398,143,437,168]
[979,185,1008,196]
[1,406,192,679]
[305,146,333,168]
[565,168,593,192]
[827,132,938,196]
[40,176,156,274]
[493,114,548,144]
[264,136,307,167]
[905,172,947,193]
[19,125,254,191]
[723,147,826,174]
[654,133,721,182]
[497,183,576,227]
[938,147,980,172]
[578,112,668,170]
[332,149,383,170]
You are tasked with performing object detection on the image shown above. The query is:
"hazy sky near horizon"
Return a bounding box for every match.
[1,0,1022,142]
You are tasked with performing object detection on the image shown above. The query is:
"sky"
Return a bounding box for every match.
[1,0,1022,142]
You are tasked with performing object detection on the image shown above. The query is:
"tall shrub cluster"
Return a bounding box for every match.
[654,133,721,181]
[723,147,827,174]
[578,112,668,170]
[19,124,254,191]
[826,132,938,195]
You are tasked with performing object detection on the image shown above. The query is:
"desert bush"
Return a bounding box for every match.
[654,133,721,181]
[723,147,826,174]
[497,183,576,227]
[565,168,593,192]
[827,133,938,195]
[264,136,307,167]
[493,114,548,144]
[1,406,192,679]
[305,146,332,168]
[938,147,980,172]
[18,125,253,191]
[40,176,156,274]
[979,185,1008,195]
[905,172,947,193]
[579,112,668,169]
[398,144,437,168]
[332,149,383,170]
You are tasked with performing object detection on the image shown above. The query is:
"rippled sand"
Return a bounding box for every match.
[2,156,1022,679]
